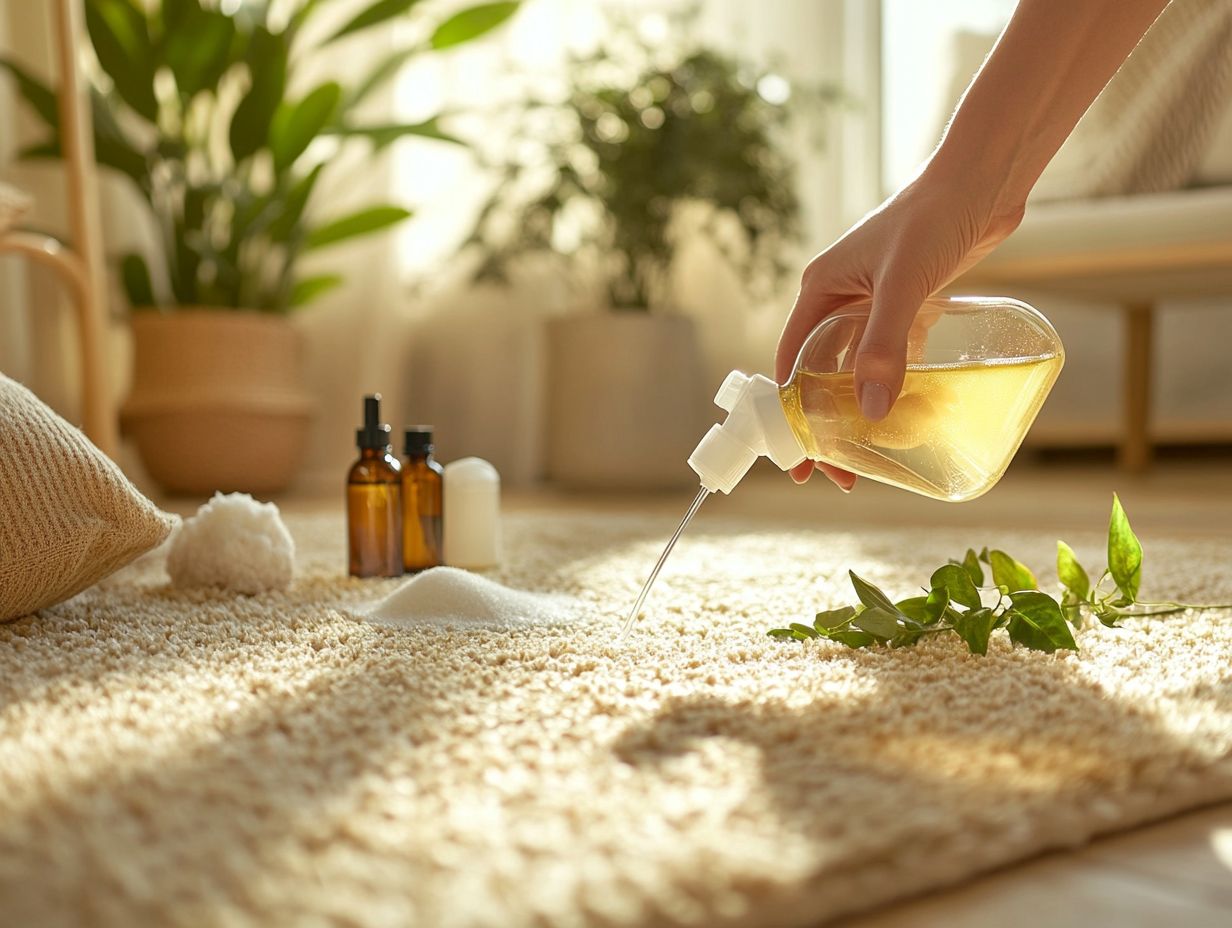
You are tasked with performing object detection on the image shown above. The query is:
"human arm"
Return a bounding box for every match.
[777,0,1173,486]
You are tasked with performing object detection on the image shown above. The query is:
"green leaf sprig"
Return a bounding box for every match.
[769,494,1229,655]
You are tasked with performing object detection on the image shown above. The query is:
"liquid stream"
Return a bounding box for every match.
[618,485,709,640]
[620,355,1060,634]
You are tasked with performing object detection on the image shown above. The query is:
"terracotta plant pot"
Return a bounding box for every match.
[121,310,314,495]
[545,312,708,489]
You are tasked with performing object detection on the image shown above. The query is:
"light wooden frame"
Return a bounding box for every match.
[0,0,115,457]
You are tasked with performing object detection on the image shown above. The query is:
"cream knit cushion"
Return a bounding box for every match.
[0,374,176,622]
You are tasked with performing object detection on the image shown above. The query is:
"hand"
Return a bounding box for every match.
[774,166,1024,487]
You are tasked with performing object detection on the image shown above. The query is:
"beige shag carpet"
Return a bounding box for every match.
[2,508,1231,928]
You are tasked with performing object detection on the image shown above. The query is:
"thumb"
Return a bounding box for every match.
[854,278,928,422]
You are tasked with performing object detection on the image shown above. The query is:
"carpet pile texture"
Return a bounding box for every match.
[2,508,1230,927]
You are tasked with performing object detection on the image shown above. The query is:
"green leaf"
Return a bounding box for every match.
[1006,591,1078,653]
[1092,602,1125,629]
[813,605,856,632]
[304,205,412,250]
[767,628,795,640]
[0,57,59,127]
[162,7,236,99]
[961,548,984,586]
[230,26,288,163]
[895,596,935,625]
[1107,494,1143,603]
[1056,540,1091,600]
[430,2,520,50]
[23,123,148,188]
[266,164,324,242]
[930,563,981,609]
[953,607,996,656]
[287,0,330,36]
[120,253,155,307]
[829,629,876,649]
[988,549,1038,593]
[345,47,422,108]
[327,0,427,44]
[330,118,463,152]
[85,0,159,121]
[290,274,344,307]
[161,0,199,29]
[848,571,900,616]
[852,607,900,640]
[789,622,820,640]
[270,82,341,172]
[1060,590,1085,627]
[896,590,948,625]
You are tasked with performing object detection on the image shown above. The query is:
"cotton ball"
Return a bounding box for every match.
[167,492,294,593]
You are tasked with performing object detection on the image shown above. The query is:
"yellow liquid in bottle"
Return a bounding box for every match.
[779,355,1062,501]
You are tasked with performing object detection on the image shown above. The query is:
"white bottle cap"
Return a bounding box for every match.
[687,372,806,494]
[443,457,501,568]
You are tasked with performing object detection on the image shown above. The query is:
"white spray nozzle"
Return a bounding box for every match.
[687,372,806,494]
[714,371,751,412]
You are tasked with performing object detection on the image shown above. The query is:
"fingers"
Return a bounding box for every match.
[854,275,929,421]
[816,462,856,492]
[775,264,852,385]
[775,297,821,386]
[788,460,857,493]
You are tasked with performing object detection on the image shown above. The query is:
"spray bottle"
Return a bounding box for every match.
[620,296,1065,637]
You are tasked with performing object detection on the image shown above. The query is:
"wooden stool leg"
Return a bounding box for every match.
[54,0,117,458]
[1121,302,1154,472]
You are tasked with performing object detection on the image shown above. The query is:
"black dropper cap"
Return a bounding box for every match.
[404,425,435,457]
[356,394,392,450]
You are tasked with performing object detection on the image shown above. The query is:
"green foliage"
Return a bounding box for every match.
[769,495,1230,656]
[1107,493,1143,603]
[2,0,519,313]
[461,11,841,310]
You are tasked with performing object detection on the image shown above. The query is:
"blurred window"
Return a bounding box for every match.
[880,0,1015,194]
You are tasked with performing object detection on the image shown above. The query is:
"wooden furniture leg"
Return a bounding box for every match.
[53,0,116,458]
[1121,302,1154,473]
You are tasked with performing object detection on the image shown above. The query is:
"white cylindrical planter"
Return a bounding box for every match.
[443,457,501,568]
[545,312,707,488]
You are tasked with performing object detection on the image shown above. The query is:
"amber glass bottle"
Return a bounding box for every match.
[347,395,403,577]
[401,426,444,572]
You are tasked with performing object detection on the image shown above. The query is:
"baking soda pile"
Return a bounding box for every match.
[365,567,578,629]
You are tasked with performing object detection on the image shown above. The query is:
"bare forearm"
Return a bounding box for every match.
[930,0,1171,219]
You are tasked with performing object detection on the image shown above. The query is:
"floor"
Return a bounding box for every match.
[240,452,1232,927]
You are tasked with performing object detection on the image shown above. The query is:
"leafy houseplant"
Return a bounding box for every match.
[465,35,821,311]
[4,0,519,311]
[770,495,1232,654]
[460,22,835,488]
[2,0,518,493]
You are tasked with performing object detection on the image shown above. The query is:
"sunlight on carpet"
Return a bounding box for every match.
[1,508,1230,928]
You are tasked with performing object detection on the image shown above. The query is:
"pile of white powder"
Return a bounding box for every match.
[365,567,579,629]
[167,493,294,594]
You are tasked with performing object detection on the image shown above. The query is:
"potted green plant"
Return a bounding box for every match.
[2,0,518,494]
[462,22,831,488]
